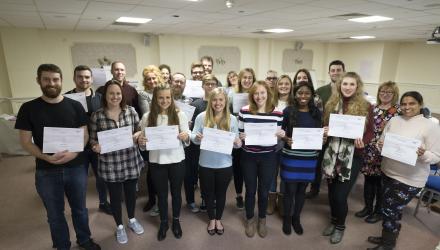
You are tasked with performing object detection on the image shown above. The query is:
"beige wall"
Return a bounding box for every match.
[0,32,12,114]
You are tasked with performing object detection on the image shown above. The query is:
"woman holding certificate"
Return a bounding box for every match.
[356,81,400,224]
[138,84,190,241]
[238,81,285,238]
[321,72,374,244]
[367,91,440,250]
[280,81,323,235]
[191,88,241,235]
[89,81,145,244]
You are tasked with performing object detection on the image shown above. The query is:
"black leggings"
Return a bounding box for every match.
[199,166,232,220]
[106,179,138,226]
[184,144,200,204]
[327,156,361,230]
[363,175,382,211]
[140,150,157,203]
[283,182,307,220]
[150,161,185,223]
[232,148,244,195]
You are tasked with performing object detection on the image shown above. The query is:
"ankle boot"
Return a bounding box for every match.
[245,217,256,237]
[277,192,284,217]
[257,218,267,238]
[267,193,277,215]
[292,217,303,235]
[367,230,397,250]
[282,216,292,235]
[356,182,375,218]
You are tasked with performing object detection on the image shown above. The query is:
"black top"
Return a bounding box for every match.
[15,97,88,170]
[190,98,208,130]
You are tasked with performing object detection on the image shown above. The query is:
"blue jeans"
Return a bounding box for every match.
[35,165,91,249]
[84,148,108,204]
[269,151,285,193]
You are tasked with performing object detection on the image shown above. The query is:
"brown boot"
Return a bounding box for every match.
[267,192,277,215]
[245,217,256,237]
[258,218,268,238]
[277,192,284,217]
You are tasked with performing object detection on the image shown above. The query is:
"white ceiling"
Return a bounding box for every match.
[0,0,439,42]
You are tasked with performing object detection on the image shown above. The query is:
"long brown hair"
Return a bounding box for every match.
[147,84,180,127]
[204,88,231,131]
[248,81,275,114]
[101,80,127,109]
[238,68,256,93]
[324,72,369,125]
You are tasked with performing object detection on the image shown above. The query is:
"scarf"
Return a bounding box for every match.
[322,100,355,182]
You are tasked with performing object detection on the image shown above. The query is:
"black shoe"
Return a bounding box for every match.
[367,236,382,245]
[143,199,155,212]
[282,217,292,235]
[98,202,112,215]
[157,222,169,241]
[365,213,382,224]
[199,200,207,212]
[355,207,372,218]
[305,190,319,199]
[172,219,182,239]
[292,219,303,235]
[236,196,244,210]
[79,239,101,250]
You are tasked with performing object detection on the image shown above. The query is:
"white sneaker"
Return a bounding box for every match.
[149,205,159,217]
[128,218,144,235]
[116,225,128,244]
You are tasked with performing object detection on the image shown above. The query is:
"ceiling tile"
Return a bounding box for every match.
[35,0,88,14]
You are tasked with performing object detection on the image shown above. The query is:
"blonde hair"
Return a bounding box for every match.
[273,74,293,106]
[147,83,180,127]
[142,65,164,91]
[248,81,275,114]
[324,72,369,125]
[204,88,231,131]
[376,81,399,106]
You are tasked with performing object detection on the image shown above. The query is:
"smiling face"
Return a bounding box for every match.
[253,85,268,109]
[161,68,170,82]
[38,71,62,98]
[400,96,422,118]
[171,73,186,97]
[211,93,226,114]
[296,71,309,83]
[74,70,92,92]
[191,66,204,81]
[105,83,122,108]
[157,89,172,112]
[145,72,158,91]
[241,71,254,90]
[203,80,217,97]
[295,85,312,108]
[202,59,213,74]
[329,64,344,83]
[378,87,394,106]
[340,76,358,98]
[111,62,126,82]
[277,77,291,96]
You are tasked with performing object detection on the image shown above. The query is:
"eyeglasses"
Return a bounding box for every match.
[192,71,203,75]
[204,82,217,87]
[379,91,394,95]
[266,77,278,81]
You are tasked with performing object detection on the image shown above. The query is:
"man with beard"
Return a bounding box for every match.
[65,65,112,215]
[15,64,101,250]
[171,72,192,104]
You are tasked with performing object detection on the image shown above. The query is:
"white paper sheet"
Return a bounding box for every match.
[244,122,277,146]
[182,80,204,98]
[200,127,235,155]
[328,114,365,139]
[381,133,421,166]
[232,93,249,113]
[175,101,196,121]
[43,127,84,153]
[145,125,180,150]
[64,92,88,112]
[291,128,324,150]
[97,126,133,154]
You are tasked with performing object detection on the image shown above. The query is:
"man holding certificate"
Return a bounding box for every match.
[321,72,374,244]
[238,81,285,238]
[15,64,100,250]
[367,91,440,250]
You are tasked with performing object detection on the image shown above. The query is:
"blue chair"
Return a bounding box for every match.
[414,175,440,216]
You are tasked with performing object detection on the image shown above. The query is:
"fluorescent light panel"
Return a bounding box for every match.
[348,15,393,23]
[115,17,151,24]
[350,35,376,39]
[263,28,293,33]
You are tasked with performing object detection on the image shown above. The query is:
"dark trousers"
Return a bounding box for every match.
[310,148,325,192]
[85,148,107,204]
[184,144,200,204]
[199,166,233,220]
[283,182,307,219]
[327,156,361,230]
[140,150,156,203]
[382,175,421,233]
[35,165,91,249]
[242,151,277,219]
[150,161,185,222]
[232,148,244,195]
[363,175,383,212]
[106,179,138,226]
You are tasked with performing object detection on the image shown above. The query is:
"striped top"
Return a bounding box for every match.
[238,105,283,153]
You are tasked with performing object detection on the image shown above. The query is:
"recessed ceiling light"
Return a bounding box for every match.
[350,35,376,39]
[262,28,293,33]
[348,15,393,23]
[186,0,201,2]
[115,17,151,24]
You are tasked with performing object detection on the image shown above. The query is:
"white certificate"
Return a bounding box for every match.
[183,80,204,98]
[381,133,421,166]
[64,92,88,112]
[43,127,84,153]
[232,93,248,113]
[291,128,324,150]
[145,125,180,150]
[175,101,196,121]
[244,122,277,146]
[328,114,365,139]
[97,126,133,154]
[200,127,235,155]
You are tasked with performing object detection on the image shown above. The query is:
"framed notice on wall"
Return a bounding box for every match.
[198,46,241,74]
[282,49,313,73]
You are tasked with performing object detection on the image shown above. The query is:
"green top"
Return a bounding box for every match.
[316,83,332,108]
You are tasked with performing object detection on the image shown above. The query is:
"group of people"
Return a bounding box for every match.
[15,56,440,250]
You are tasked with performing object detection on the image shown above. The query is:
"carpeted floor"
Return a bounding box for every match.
[0,155,439,250]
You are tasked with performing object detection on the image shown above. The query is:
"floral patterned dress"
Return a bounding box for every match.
[362,104,400,176]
